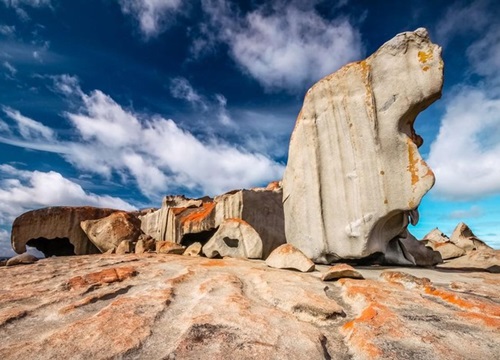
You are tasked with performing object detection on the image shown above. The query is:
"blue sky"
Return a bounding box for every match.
[0,0,499,256]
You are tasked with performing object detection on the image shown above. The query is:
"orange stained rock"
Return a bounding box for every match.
[407,138,420,186]
[418,50,433,63]
[424,286,500,316]
[458,311,500,329]
[180,202,216,225]
[67,266,137,290]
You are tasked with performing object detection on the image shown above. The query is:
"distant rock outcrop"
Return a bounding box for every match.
[422,228,466,260]
[450,222,492,252]
[282,28,443,265]
[11,207,118,257]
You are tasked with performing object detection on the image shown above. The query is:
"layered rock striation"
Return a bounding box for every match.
[283,28,443,264]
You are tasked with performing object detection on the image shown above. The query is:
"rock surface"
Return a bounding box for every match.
[11,206,118,256]
[423,240,466,260]
[265,244,315,272]
[139,184,286,259]
[156,241,185,255]
[282,28,443,263]
[5,253,38,267]
[322,264,364,281]
[80,211,142,253]
[0,254,499,359]
[450,222,492,252]
[437,249,500,273]
[203,219,263,259]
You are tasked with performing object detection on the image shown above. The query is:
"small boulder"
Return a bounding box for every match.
[116,240,133,255]
[322,264,364,281]
[450,223,492,252]
[6,253,38,266]
[81,211,142,253]
[203,219,263,259]
[156,241,185,255]
[184,242,202,256]
[135,235,155,254]
[265,244,315,272]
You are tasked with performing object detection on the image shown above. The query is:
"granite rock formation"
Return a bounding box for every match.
[422,228,466,260]
[283,28,443,265]
[80,211,142,253]
[0,254,498,359]
[11,207,118,257]
[450,222,492,252]
[139,183,285,259]
[265,244,315,272]
[202,219,263,259]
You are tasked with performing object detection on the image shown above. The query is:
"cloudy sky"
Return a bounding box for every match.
[0,0,499,256]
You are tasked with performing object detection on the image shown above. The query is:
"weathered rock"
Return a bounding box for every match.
[139,184,286,259]
[104,248,115,254]
[138,195,212,242]
[11,206,118,256]
[115,240,133,255]
[450,222,492,252]
[183,242,202,256]
[322,264,364,281]
[203,219,263,259]
[437,249,500,273]
[282,28,443,264]
[0,254,499,359]
[80,211,142,253]
[422,228,449,243]
[383,231,442,266]
[6,253,38,266]
[422,239,466,260]
[135,235,155,254]
[266,244,315,272]
[214,185,286,259]
[156,241,185,255]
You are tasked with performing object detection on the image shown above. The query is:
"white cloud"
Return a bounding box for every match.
[0,25,15,36]
[2,60,17,76]
[2,106,54,140]
[448,205,483,220]
[0,77,284,198]
[197,0,363,92]
[428,88,500,200]
[1,0,51,6]
[170,77,208,110]
[428,2,500,201]
[118,0,182,38]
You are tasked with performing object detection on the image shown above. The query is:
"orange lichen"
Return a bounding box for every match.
[424,286,500,316]
[418,50,433,63]
[180,202,216,225]
[201,259,227,267]
[422,66,430,71]
[67,266,137,290]
[458,311,500,329]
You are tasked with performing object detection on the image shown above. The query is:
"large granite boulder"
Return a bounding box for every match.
[437,248,500,273]
[282,28,443,264]
[202,219,263,259]
[80,211,142,253]
[11,207,118,257]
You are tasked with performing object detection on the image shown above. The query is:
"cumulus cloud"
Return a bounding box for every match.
[428,1,500,201]
[118,0,183,38]
[170,77,208,110]
[0,77,284,198]
[428,88,500,199]
[196,0,363,92]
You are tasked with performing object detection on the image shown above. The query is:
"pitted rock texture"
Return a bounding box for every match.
[0,255,499,359]
[11,206,118,256]
[282,28,443,263]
